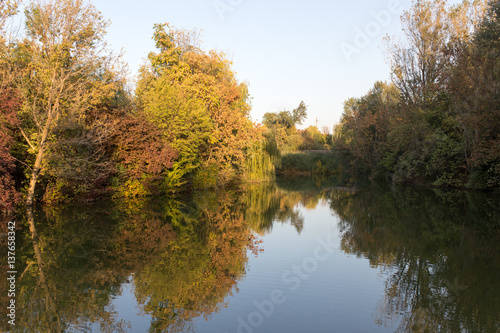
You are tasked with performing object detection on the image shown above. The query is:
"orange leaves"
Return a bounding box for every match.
[141,23,260,186]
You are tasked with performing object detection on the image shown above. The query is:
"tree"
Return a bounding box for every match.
[443,0,498,188]
[0,0,21,87]
[137,23,262,187]
[300,126,326,150]
[338,82,400,174]
[17,0,120,205]
[262,101,308,129]
[262,101,308,154]
[292,100,308,126]
[338,0,495,187]
[385,0,450,107]
[136,75,212,189]
[111,114,178,197]
[465,0,500,187]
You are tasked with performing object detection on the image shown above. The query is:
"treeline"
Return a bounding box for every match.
[260,102,337,175]
[261,101,332,154]
[334,0,500,189]
[0,0,274,210]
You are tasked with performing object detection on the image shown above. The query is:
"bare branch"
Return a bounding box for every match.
[19,126,37,150]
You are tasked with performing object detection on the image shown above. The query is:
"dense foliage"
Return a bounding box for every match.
[334,0,500,189]
[135,23,269,191]
[2,0,500,212]
[262,101,330,154]
[0,0,273,209]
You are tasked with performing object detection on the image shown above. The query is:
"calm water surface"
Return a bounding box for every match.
[2,177,499,332]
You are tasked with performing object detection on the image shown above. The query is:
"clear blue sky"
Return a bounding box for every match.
[89,0,446,130]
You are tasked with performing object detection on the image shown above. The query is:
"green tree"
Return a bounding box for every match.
[262,101,308,155]
[262,100,308,129]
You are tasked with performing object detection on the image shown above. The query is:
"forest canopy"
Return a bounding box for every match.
[0,0,274,209]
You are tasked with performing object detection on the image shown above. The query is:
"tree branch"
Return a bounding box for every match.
[19,126,36,151]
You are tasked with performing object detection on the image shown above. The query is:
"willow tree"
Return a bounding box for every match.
[17,0,119,205]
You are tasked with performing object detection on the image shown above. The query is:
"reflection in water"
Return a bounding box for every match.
[133,191,256,332]
[1,178,499,332]
[244,178,335,235]
[3,184,318,332]
[330,184,500,333]
[25,207,62,332]
[5,191,259,332]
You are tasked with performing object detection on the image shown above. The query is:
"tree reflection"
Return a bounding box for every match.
[11,204,140,332]
[5,178,474,332]
[3,184,289,332]
[243,177,337,235]
[131,191,260,332]
[330,185,500,333]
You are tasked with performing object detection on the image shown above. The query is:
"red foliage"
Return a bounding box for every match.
[112,115,178,189]
[0,88,21,211]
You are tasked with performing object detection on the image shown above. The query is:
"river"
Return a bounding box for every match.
[2,177,499,332]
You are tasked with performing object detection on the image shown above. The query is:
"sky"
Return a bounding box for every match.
[89,0,420,130]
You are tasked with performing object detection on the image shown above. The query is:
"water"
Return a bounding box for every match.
[1,177,499,332]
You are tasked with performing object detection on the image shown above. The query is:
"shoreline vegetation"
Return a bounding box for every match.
[1,0,500,212]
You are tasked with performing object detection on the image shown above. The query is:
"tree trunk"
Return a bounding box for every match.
[26,206,62,330]
[26,116,52,206]
[25,148,44,206]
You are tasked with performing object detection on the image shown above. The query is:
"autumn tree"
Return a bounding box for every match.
[137,23,266,188]
[16,0,121,205]
[0,0,20,83]
[0,88,21,211]
[334,0,498,188]
[0,0,22,211]
[111,114,178,197]
[338,82,399,175]
[385,0,451,107]
[299,126,327,151]
[447,0,500,188]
